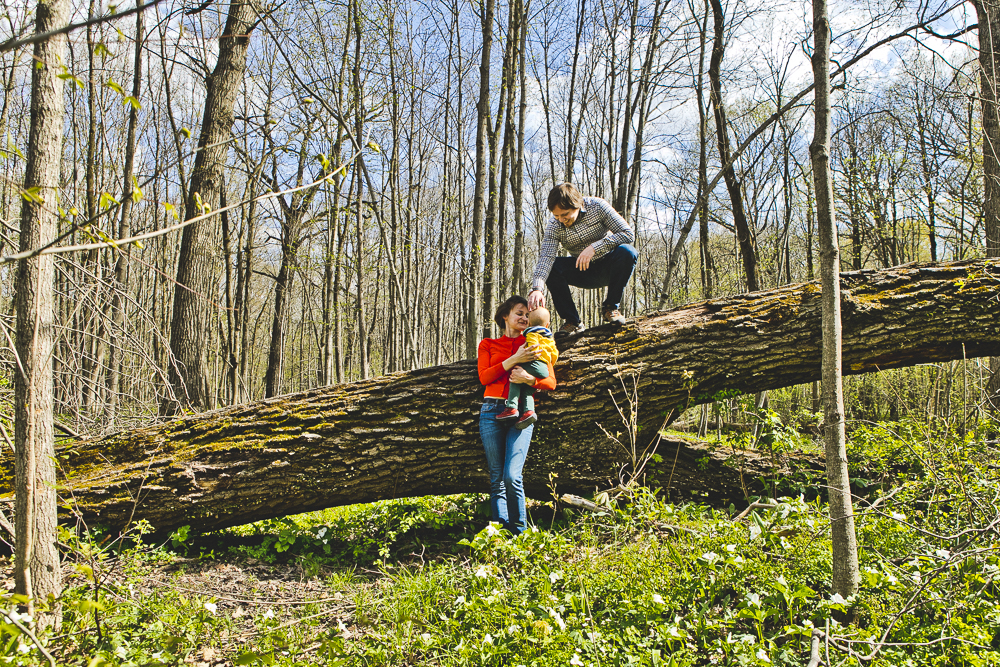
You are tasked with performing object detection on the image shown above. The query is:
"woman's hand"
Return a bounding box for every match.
[509,366,537,385]
[510,343,540,365]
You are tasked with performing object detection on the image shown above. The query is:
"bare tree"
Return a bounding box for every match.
[708,0,759,292]
[972,1,1000,408]
[471,0,496,347]
[810,0,860,600]
[164,0,258,414]
[14,0,70,621]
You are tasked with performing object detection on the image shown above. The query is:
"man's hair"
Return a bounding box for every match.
[547,183,584,212]
[528,306,550,328]
[494,295,529,330]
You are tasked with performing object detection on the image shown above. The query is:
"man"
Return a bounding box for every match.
[527,183,638,336]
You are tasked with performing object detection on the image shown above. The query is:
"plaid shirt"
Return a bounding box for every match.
[531,197,635,292]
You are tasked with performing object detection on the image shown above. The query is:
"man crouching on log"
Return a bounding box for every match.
[527,183,638,337]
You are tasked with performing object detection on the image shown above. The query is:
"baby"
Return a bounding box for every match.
[496,306,559,428]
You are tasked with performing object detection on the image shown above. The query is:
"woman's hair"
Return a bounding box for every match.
[494,295,528,330]
[547,183,584,212]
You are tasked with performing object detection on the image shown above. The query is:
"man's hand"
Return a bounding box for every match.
[509,366,537,385]
[528,290,545,311]
[575,245,596,271]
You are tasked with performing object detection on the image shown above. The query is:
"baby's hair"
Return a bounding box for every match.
[528,306,550,328]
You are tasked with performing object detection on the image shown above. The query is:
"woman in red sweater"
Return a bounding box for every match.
[478,295,557,535]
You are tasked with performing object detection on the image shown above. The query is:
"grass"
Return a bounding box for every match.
[3,416,1000,666]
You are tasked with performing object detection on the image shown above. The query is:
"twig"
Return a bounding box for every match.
[807,629,822,667]
[145,576,349,606]
[733,502,779,522]
[0,506,14,539]
[560,494,606,513]
[0,158,360,265]
[0,0,171,53]
[0,607,56,667]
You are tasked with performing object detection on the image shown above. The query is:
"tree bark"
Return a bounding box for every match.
[976,0,1000,257]
[5,261,999,536]
[163,0,257,414]
[974,1,1000,410]
[106,0,144,425]
[470,0,495,349]
[15,0,70,616]
[810,0,860,600]
[708,0,759,292]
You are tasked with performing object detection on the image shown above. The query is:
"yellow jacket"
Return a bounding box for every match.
[525,327,559,365]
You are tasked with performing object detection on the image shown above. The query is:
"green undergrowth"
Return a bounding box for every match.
[3,418,1000,666]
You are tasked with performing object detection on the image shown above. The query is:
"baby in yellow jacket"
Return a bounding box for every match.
[496,307,559,429]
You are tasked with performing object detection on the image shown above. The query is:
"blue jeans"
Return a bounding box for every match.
[546,243,638,325]
[479,399,534,534]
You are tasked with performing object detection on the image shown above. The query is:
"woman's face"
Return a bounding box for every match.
[504,304,529,334]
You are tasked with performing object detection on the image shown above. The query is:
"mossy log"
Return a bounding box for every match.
[2,259,999,535]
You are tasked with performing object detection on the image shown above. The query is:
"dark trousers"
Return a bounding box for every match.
[546,243,638,325]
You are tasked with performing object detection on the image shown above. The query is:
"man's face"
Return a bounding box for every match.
[551,205,581,227]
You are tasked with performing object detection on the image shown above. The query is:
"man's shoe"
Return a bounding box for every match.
[515,411,537,429]
[602,308,626,325]
[556,321,585,337]
[496,408,519,421]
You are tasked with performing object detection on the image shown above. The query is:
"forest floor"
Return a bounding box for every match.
[3,414,1000,666]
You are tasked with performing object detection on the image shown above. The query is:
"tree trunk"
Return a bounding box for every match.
[976,0,1000,257]
[811,0,860,600]
[708,0,759,292]
[264,132,318,397]
[106,0,144,425]
[974,1,1000,410]
[469,0,495,351]
[696,0,713,300]
[6,260,999,536]
[15,0,70,618]
[163,0,257,414]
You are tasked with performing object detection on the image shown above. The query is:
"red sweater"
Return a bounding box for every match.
[478,335,557,399]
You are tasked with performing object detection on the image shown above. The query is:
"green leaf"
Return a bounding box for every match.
[95,228,119,249]
[123,95,140,110]
[20,186,44,204]
[94,42,111,59]
[99,192,120,209]
[131,175,143,203]
[77,598,105,614]
[74,563,95,580]
[105,79,124,96]
[56,72,85,89]
[7,132,24,160]
[180,127,192,139]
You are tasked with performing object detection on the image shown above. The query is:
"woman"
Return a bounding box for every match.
[477,295,557,535]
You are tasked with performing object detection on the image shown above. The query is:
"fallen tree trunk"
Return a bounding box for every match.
[2,259,998,535]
